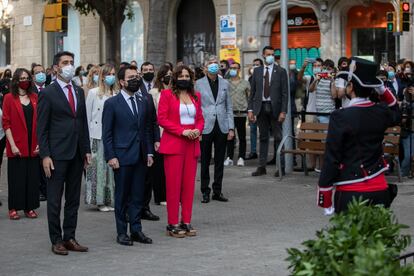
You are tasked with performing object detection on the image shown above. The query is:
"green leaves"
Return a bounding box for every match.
[286,199,414,275]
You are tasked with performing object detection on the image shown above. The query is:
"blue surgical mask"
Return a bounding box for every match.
[229,69,238,77]
[207,63,219,74]
[104,75,116,86]
[93,74,99,84]
[388,71,395,80]
[35,72,46,84]
[313,67,321,75]
[265,55,275,65]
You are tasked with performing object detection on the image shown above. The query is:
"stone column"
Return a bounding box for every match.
[146,0,169,67]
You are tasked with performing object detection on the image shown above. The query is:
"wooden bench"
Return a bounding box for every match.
[276,122,328,180]
[276,123,402,182]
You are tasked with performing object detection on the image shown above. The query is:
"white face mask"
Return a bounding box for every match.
[60,65,75,81]
[405,67,412,74]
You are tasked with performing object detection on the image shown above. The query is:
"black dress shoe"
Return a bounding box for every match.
[39,194,47,201]
[201,193,210,203]
[274,170,286,177]
[212,193,228,202]
[131,231,153,244]
[267,157,276,165]
[252,167,267,176]
[141,210,160,221]
[117,234,133,246]
[245,153,258,160]
[0,200,2,206]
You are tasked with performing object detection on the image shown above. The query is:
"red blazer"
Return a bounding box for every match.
[2,93,38,158]
[158,89,204,156]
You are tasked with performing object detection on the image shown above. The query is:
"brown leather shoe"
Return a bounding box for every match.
[64,239,88,252]
[51,243,68,256]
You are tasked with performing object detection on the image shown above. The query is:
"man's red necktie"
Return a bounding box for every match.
[67,84,76,115]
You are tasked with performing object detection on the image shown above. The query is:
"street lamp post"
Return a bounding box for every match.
[280,0,293,173]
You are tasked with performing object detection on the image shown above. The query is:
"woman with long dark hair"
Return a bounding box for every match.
[158,65,204,237]
[3,68,40,219]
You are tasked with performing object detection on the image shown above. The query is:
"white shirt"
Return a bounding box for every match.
[143,80,154,92]
[35,83,45,92]
[120,90,138,115]
[335,78,350,108]
[180,103,196,125]
[56,78,77,111]
[392,79,399,94]
[262,63,274,101]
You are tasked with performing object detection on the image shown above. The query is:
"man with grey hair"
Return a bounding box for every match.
[196,55,234,203]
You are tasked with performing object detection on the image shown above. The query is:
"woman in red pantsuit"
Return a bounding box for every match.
[158,65,204,238]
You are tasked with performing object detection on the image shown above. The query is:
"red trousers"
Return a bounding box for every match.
[164,137,198,225]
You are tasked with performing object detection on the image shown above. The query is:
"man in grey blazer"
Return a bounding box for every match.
[196,56,234,203]
[248,46,288,177]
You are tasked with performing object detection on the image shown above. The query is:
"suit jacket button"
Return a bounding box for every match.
[95,121,98,124]
[98,108,100,111]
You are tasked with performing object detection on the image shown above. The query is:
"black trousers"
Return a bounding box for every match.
[256,102,284,169]
[39,162,47,197]
[144,152,166,208]
[334,189,391,214]
[8,157,40,211]
[226,116,246,160]
[200,121,227,195]
[47,150,83,244]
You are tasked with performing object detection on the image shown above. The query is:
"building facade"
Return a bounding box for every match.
[1,0,413,71]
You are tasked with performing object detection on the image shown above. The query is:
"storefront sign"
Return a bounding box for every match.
[287,14,318,28]
[220,14,237,48]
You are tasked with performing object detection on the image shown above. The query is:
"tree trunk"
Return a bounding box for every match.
[103,20,122,67]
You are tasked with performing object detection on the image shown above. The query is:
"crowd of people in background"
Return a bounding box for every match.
[0,46,413,254]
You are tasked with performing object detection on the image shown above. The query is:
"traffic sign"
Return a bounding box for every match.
[220,14,237,48]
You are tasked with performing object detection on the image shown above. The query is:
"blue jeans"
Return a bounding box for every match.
[401,133,414,176]
[249,121,257,153]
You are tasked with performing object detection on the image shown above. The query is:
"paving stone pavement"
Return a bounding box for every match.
[1,158,414,276]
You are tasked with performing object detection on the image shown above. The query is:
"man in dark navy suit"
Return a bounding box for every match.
[102,65,154,246]
[31,63,48,201]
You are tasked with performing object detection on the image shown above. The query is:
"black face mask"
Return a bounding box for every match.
[143,72,154,82]
[176,80,193,90]
[125,78,142,92]
[162,76,171,86]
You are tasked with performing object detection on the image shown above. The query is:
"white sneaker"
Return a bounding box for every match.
[224,157,233,166]
[107,207,115,211]
[98,206,110,212]
[160,201,167,206]
[237,157,245,167]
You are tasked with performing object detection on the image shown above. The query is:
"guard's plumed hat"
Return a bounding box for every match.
[336,57,383,88]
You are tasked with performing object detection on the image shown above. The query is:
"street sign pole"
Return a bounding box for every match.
[280,0,293,173]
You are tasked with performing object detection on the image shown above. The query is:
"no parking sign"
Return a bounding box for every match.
[220,14,237,48]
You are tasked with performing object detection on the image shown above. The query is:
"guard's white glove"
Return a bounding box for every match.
[323,206,335,216]
[374,85,386,95]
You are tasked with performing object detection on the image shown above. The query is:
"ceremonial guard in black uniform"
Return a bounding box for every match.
[317,57,400,213]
